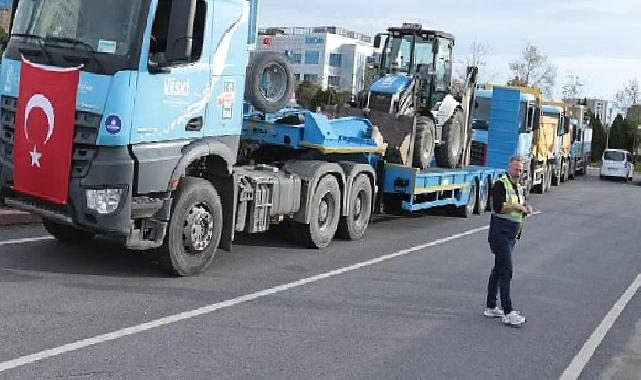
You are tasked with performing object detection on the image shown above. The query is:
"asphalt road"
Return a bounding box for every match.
[0,171,640,379]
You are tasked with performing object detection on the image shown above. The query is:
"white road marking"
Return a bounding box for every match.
[0,225,491,373]
[560,274,641,380]
[0,236,54,247]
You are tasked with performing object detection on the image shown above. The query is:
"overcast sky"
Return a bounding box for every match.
[259,0,641,101]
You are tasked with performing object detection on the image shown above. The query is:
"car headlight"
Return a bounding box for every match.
[86,188,123,215]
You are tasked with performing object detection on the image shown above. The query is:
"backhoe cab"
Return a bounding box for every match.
[358,23,476,170]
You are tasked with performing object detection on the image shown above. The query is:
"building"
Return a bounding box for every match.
[567,98,609,123]
[255,26,374,97]
[626,104,641,121]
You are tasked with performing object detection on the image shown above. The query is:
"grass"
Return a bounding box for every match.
[636,163,641,173]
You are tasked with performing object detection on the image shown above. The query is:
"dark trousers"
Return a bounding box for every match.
[486,236,516,314]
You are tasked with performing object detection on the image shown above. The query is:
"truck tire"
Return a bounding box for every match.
[412,116,436,170]
[457,178,477,218]
[159,177,223,276]
[245,52,294,113]
[298,175,341,248]
[435,109,464,168]
[43,219,95,244]
[546,164,553,192]
[337,174,373,240]
[474,178,487,215]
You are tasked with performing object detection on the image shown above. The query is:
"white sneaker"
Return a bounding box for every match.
[502,311,526,326]
[483,307,504,318]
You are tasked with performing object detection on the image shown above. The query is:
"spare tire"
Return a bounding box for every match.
[245,52,294,113]
[412,116,436,170]
[435,109,465,168]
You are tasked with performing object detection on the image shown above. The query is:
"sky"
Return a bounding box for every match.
[259,0,641,102]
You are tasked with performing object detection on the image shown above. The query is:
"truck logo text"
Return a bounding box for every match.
[164,78,190,97]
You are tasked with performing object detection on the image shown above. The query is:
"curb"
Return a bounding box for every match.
[0,209,42,226]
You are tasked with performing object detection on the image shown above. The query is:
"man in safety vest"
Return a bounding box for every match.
[484,155,533,326]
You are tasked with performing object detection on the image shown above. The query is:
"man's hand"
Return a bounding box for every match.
[517,204,533,216]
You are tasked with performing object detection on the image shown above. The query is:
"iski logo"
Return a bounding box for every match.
[164,77,190,97]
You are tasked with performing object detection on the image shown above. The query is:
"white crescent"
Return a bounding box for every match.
[24,94,55,144]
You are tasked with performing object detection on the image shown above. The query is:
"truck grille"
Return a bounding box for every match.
[0,95,102,182]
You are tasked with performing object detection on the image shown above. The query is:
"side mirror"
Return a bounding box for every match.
[432,38,440,54]
[148,61,171,75]
[166,0,197,63]
[373,34,382,49]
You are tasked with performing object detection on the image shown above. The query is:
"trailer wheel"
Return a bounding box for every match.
[435,109,464,168]
[337,174,373,240]
[245,52,294,113]
[159,177,222,276]
[43,219,95,244]
[412,116,436,170]
[457,179,477,218]
[474,178,487,215]
[298,175,341,248]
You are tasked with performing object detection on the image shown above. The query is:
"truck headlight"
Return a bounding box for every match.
[86,188,123,215]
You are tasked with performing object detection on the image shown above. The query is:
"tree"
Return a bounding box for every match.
[561,74,584,101]
[311,88,340,110]
[456,40,497,85]
[508,42,557,98]
[609,114,635,152]
[296,81,321,110]
[614,79,640,112]
[591,114,606,162]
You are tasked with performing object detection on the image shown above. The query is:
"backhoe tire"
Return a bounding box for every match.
[435,109,464,168]
[297,175,341,249]
[412,116,436,170]
[43,219,95,244]
[245,51,294,113]
[337,174,373,240]
[159,177,223,277]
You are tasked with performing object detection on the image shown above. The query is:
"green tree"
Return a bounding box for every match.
[591,114,606,162]
[608,114,635,152]
[296,81,321,110]
[311,88,339,110]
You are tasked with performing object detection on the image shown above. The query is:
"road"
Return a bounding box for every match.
[0,172,640,379]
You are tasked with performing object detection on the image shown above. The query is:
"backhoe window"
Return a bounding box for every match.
[382,35,412,74]
[434,38,452,93]
[149,0,207,66]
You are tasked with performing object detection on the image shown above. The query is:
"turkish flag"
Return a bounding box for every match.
[13,59,80,205]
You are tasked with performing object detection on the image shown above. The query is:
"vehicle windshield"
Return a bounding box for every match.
[12,0,143,56]
[603,151,625,162]
[473,98,491,125]
[382,35,412,74]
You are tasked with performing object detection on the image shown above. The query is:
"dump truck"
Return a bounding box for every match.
[0,0,503,276]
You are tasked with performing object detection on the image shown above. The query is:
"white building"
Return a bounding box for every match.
[255,26,374,97]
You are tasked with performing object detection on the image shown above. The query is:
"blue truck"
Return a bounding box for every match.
[471,86,539,196]
[0,0,503,276]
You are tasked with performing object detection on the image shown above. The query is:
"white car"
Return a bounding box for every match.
[600,149,635,181]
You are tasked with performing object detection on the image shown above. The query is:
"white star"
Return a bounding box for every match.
[29,145,42,168]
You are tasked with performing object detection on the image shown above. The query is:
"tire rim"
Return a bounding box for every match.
[259,63,288,104]
[467,182,477,214]
[183,203,214,253]
[352,190,364,227]
[318,192,335,231]
[449,120,461,157]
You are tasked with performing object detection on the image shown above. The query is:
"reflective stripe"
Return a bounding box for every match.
[492,174,524,224]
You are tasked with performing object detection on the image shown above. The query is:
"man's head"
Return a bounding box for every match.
[507,155,524,181]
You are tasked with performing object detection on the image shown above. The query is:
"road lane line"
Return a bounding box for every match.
[0,225,491,373]
[560,273,641,380]
[0,236,54,247]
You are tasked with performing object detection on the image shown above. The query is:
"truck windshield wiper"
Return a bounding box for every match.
[10,33,54,63]
[43,36,104,71]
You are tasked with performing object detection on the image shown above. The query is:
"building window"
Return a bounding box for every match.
[284,50,302,64]
[329,53,342,67]
[303,74,319,83]
[328,75,341,87]
[294,73,301,81]
[305,51,320,64]
[305,36,324,44]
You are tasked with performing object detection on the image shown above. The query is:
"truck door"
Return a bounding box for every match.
[131,0,212,144]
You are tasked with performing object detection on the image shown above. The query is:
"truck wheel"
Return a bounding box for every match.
[159,177,223,276]
[474,178,487,215]
[298,175,341,248]
[435,109,464,168]
[546,165,553,191]
[457,178,477,218]
[337,174,373,240]
[43,219,95,244]
[245,52,294,113]
[412,116,436,170]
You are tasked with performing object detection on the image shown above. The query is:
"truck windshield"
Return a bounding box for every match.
[12,0,143,57]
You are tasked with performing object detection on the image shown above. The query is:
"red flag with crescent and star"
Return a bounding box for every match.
[13,59,80,205]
